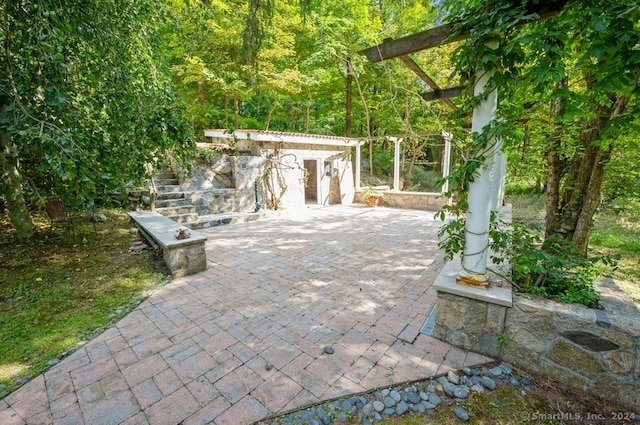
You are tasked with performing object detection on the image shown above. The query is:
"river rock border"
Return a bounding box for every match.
[258,363,530,425]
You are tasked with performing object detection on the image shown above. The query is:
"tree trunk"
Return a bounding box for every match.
[546,82,628,251]
[345,57,352,137]
[0,129,36,240]
[571,94,628,250]
[233,98,240,129]
[197,82,205,105]
[264,97,277,131]
[544,76,567,237]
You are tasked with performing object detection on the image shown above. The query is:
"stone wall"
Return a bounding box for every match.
[502,292,640,411]
[178,155,265,215]
[354,190,450,211]
[434,292,507,358]
[434,276,640,411]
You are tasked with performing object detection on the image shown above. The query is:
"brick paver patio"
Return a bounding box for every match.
[0,205,492,425]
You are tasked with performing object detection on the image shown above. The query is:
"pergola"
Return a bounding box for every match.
[203,129,453,195]
[358,1,566,287]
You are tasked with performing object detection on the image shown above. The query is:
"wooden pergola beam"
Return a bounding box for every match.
[358,0,568,63]
[398,55,457,110]
[420,86,465,102]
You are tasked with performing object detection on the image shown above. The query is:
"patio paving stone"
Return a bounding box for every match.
[0,205,494,424]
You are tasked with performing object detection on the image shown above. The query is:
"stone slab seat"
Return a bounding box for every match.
[128,211,208,277]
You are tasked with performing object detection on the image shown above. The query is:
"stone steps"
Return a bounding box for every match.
[167,213,200,224]
[189,211,267,230]
[155,198,189,208]
[154,178,179,186]
[155,205,197,217]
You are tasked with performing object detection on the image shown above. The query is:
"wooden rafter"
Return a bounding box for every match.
[358,0,568,63]
[398,55,458,110]
[420,87,465,102]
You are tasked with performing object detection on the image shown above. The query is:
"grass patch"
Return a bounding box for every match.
[0,209,169,395]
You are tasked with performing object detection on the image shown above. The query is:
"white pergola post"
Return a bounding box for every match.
[458,68,498,287]
[491,145,506,212]
[355,142,362,190]
[441,131,453,194]
[390,137,402,191]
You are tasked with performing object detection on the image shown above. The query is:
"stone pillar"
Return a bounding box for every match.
[458,68,498,287]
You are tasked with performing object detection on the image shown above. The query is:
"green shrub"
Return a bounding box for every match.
[438,213,618,308]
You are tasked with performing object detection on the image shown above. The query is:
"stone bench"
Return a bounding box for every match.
[128,211,208,278]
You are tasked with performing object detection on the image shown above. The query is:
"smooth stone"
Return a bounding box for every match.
[407,392,421,404]
[471,375,482,385]
[443,382,456,397]
[373,401,385,412]
[47,358,60,367]
[447,370,460,384]
[489,366,503,377]
[454,406,470,422]
[522,377,532,385]
[416,404,426,413]
[428,393,442,405]
[383,397,396,408]
[315,407,325,417]
[499,364,513,375]
[321,414,331,425]
[337,412,346,420]
[389,390,401,401]
[423,402,436,409]
[383,407,395,416]
[454,386,470,399]
[509,376,521,387]
[480,376,496,390]
[436,376,448,386]
[471,384,484,392]
[462,367,473,376]
[419,391,429,401]
[265,361,274,371]
[362,403,373,416]
[381,388,390,397]
[374,413,382,421]
[341,400,351,412]
[323,346,334,355]
[396,401,409,415]
[299,410,314,420]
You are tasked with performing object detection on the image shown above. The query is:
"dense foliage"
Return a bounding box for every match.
[1,0,193,238]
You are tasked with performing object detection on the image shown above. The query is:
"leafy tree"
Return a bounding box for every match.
[443,0,639,251]
[1,0,193,239]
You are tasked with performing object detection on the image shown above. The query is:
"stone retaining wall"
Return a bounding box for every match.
[435,276,640,410]
[355,190,450,211]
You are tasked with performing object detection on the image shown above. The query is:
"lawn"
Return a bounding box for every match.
[0,209,169,396]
